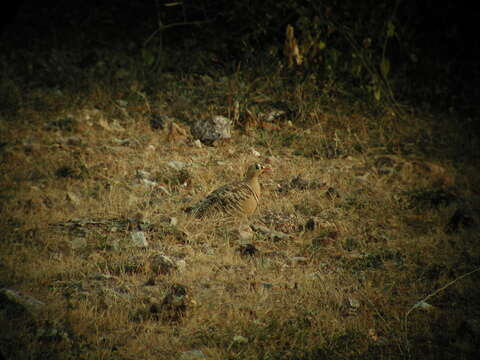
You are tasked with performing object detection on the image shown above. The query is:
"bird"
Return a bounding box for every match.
[186,163,269,220]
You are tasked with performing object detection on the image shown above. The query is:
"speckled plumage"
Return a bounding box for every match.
[187,163,267,219]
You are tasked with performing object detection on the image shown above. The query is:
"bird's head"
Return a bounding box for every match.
[245,163,272,179]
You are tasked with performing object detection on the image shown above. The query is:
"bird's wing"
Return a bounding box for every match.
[190,181,258,218]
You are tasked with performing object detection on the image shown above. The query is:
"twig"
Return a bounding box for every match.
[403,267,480,358]
[159,19,211,30]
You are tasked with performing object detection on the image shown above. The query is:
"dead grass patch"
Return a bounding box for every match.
[1,68,479,360]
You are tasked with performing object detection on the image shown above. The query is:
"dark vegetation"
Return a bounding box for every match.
[1,1,479,359]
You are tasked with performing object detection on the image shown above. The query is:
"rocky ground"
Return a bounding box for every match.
[1,67,480,359]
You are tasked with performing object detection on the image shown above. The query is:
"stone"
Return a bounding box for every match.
[0,288,45,316]
[180,350,207,360]
[70,237,87,250]
[149,254,177,275]
[167,161,187,171]
[191,115,232,145]
[130,231,148,248]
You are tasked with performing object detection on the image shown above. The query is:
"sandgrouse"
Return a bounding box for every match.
[186,163,269,220]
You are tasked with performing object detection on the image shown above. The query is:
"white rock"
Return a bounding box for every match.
[348,297,361,309]
[180,350,207,360]
[176,259,187,272]
[131,231,148,248]
[237,225,254,242]
[193,139,202,148]
[149,254,177,274]
[70,237,87,250]
[167,160,187,171]
[66,192,80,206]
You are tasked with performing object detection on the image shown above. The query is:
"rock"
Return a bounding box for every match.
[191,115,232,145]
[348,297,361,309]
[167,160,187,171]
[66,191,81,206]
[176,259,187,272]
[237,225,254,242]
[70,237,87,250]
[169,217,178,227]
[180,350,207,360]
[149,254,177,275]
[130,231,148,248]
[193,139,203,148]
[0,288,45,316]
[111,238,122,251]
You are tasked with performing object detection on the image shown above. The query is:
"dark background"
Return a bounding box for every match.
[1,0,479,117]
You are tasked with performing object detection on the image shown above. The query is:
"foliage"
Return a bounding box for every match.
[208,0,407,107]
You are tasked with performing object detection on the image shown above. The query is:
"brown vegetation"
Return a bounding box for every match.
[1,67,479,360]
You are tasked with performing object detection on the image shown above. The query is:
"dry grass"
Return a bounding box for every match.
[1,69,480,360]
